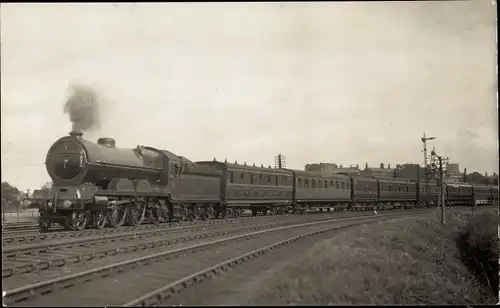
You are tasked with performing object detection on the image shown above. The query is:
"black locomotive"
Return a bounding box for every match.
[24,132,499,231]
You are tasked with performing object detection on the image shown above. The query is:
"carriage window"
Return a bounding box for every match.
[260,174,263,180]
[406,186,409,192]
[325,180,328,188]
[330,180,333,187]
[281,176,285,185]
[336,180,339,188]
[230,171,234,183]
[388,185,392,192]
[250,173,254,185]
[276,176,279,186]
[240,172,244,179]
[342,181,345,189]
[347,182,350,189]
[297,178,302,188]
[312,180,316,188]
[268,175,271,185]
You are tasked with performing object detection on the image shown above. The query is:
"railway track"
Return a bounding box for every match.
[1,214,296,245]
[2,215,297,279]
[3,208,429,307]
[0,206,400,243]
[2,223,39,231]
[1,210,390,282]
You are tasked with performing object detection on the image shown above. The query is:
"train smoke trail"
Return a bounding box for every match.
[63,84,101,133]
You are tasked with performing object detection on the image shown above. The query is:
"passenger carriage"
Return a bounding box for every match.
[348,175,378,211]
[417,180,439,207]
[288,170,351,212]
[471,183,491,206]
[375,177,417,209]
[196,160,294,216]
[445,182,473,206]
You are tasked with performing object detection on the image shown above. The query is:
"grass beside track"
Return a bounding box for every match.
[246,207,499,305]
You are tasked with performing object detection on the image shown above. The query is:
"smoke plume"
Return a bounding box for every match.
[64,84,101,132]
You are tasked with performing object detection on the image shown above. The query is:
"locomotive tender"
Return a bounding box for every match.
[26,131,499,231]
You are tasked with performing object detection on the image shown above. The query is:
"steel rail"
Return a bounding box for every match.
[2,209,429,306]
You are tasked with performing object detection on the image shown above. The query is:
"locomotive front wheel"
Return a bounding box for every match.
[38,215,51,232]
[68,211,90,231]
[94,211,107,229]
[107,206,127,228]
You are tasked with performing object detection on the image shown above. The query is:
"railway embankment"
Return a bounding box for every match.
[244,207,498,305]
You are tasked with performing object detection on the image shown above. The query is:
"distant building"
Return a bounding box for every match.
[361,162,395,178]
[446,163,460,174]
[445,163,463,182]
[331,167,361,175]
[304,163,361,175]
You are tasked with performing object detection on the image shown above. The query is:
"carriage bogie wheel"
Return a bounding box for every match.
[158,205,169,223]
[190,213,199,221]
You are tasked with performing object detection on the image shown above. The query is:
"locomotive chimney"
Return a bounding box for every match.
[97,137,116,148]
[69,131,83,138]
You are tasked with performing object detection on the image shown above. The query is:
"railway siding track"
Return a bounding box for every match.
[3,209,428,307]
[126,217,404,307]
[0,206,406,243]
[2,216,296,279]
[2,213,350,281]
[1,214,294,245]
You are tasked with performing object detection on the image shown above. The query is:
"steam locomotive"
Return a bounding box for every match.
[25,131,499,231]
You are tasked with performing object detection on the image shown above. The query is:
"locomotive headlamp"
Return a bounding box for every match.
[75,189,81,199]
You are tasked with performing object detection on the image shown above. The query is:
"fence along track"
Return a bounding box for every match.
[2,209,429,306]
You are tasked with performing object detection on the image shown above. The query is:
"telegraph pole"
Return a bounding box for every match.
[431,149,446,225]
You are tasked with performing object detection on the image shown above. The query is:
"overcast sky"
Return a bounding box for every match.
[1,1,497,191]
